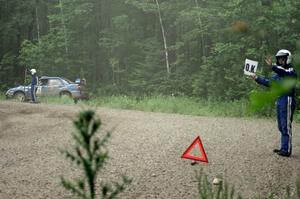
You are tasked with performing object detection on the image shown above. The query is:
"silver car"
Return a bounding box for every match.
[6,76,89,103]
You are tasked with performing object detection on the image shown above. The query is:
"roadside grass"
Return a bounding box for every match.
[0,94,286,120]
[85,95,271,118]
[87,95,300,122]
[295,110,300,123]
[196,170,242,199]
[196,169,300,199]
[0,93,5,100]
[38,96,75,104]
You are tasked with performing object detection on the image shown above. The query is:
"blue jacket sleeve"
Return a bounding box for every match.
[255,76,270,87]
[272,65,297,77]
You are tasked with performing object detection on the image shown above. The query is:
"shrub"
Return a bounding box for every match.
[60,110,131,199]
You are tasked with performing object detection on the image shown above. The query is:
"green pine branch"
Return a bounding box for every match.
[60,110,131,199]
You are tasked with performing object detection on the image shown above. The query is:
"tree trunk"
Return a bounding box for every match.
[194,0,206,58]
[59,0,68,54]
[154,0,170,75]
[35,0,41,45]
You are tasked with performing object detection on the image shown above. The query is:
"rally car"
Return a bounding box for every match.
[5,76,88,103]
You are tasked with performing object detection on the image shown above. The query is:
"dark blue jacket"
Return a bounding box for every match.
[31,74,38,86]
[255,65,297,103]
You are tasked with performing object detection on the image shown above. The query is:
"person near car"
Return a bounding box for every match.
[29,69,38,103]
[250,49,297,157]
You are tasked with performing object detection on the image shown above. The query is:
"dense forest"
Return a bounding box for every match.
[1,0,299,100]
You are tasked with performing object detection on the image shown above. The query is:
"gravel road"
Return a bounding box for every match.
[0,101,300,199]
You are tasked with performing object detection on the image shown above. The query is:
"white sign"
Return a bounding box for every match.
[244,59,258,76]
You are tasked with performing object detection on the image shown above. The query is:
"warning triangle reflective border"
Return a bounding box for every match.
[181,136,208,163]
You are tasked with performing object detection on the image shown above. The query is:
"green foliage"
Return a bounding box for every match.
[38,96,74,105]
[249,79,297,112]
[0,93,5,100]
[19,30,73,77]
[0,53,19,90]
[84,95,254,118]
[192,42,253,100]
[61,110,131,199]
[2,0,300,100]
[19,40,42,69]
[128,38,167,94]
[196,170,300,199]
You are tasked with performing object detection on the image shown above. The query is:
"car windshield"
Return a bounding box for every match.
[61,78,74,85]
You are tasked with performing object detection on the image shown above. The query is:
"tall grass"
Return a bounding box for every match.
[38,96,75,105]
[0,93,6,100]
[196,170,241,199]
[196,170,300,199]
[20,94,277,119]
[85,95,263,118]
[0,93,280,119]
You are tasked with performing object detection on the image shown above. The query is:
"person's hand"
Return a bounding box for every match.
[265,56,272,66]
[249,74,257,81]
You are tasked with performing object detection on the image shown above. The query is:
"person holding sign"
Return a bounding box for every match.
[250,49,297,157]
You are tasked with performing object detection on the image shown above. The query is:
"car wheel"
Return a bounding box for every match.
[60,91,72,98]
[14,92,25,102]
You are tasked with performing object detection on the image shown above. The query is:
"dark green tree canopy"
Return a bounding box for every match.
[1,0,299,100]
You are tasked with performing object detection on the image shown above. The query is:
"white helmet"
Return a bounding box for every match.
[275,49,292,65]
[30,69,36,75]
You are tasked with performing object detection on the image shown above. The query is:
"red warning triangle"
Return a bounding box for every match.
[181,136,208,163]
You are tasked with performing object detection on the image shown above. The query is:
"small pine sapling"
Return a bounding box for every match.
[61,110,131,199]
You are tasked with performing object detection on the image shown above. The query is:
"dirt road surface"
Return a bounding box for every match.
[0,101,300,199]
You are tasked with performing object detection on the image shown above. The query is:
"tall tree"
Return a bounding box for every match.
[2,0,299,100]
[154,0,170,75]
